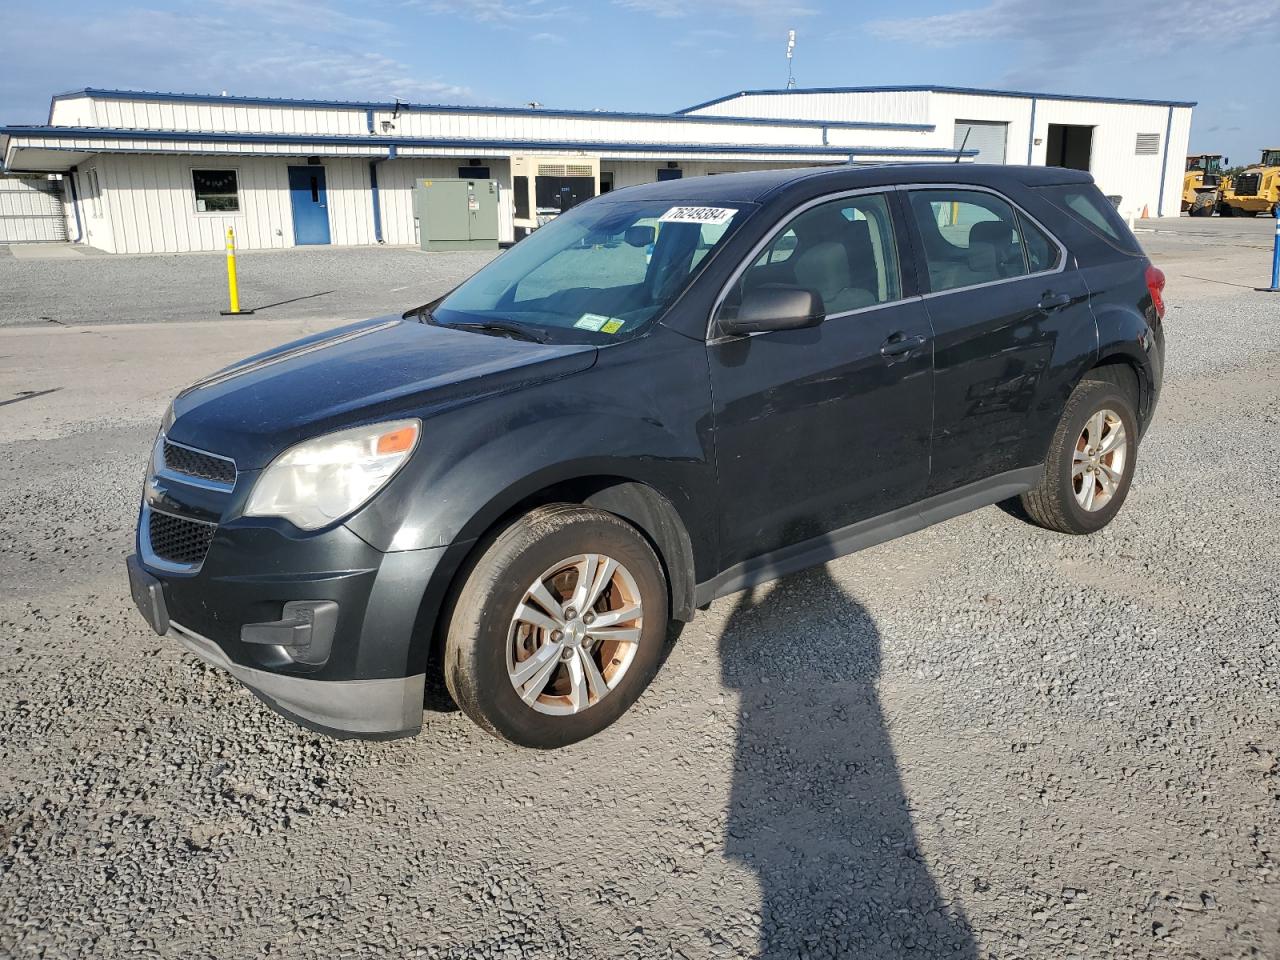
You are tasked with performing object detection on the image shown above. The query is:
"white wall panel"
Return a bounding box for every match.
[688,91,932,125]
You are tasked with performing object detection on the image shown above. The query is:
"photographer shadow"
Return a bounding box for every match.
[718,560,977,958]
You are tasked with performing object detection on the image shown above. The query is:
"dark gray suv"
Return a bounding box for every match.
[127,163,1165,747]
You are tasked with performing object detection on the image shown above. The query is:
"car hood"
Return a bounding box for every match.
[167,316,598,469]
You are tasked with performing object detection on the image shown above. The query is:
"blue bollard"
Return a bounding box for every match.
[1271,206,1280,292]
[1262,205,1280,293]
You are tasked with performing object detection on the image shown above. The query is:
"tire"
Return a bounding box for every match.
[1219,203,1234,217]
[443,504,668,748]
[1190,194,1215,217]
[1020,372,1140,535]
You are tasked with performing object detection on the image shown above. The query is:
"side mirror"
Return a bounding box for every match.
[624,225,655,247]
[718,286,825,337]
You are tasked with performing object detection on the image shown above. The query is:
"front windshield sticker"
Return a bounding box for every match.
[574,313,612,331]
[658,206,736,226]
[601,319,624,334]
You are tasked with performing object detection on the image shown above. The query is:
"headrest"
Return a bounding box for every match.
[969,219,1014,248]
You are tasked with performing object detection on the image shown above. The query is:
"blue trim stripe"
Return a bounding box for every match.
[2,125,976,159]
[66,167,84,243]
[1157,106,1173,217]
[47,88,935,134]
[680,85,1197,114]
[368,159,383,242]
[1026,97,1037,165]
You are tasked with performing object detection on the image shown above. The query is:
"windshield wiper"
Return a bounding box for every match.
[441,320,546,343]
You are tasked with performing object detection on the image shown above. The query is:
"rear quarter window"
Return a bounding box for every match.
[1036,184,1143,256]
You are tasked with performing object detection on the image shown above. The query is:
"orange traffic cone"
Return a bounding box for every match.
[1140,205,1150,219]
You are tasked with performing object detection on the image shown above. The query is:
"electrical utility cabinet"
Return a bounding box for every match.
[413,178,499,251]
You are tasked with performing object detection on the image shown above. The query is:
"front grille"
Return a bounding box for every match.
[162,440,236,486]
[147,510,216,567]
[1233,173,1261,198]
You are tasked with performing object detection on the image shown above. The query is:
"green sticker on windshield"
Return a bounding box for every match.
[574,313,611,331]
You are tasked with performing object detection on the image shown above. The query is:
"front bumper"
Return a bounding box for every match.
[127,516,449,738]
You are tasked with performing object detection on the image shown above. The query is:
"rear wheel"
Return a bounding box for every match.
[444,504,668,748]
[1190,193,1216,217]
[1020,374,1139,535]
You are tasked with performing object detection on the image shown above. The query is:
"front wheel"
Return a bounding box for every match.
[443,504,668,748]
[1020,374,1139,534]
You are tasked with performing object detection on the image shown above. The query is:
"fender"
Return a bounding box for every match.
[1091,300,1162,429]
[342,323,716,602]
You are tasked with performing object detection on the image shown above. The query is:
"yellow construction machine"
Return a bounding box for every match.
[1182,154,1225,217]
[1218,149,1280,217]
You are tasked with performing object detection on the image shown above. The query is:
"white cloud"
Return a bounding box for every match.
[0,4,471,120]
[614,0,815,21]
[412,0,566,23]
[870,0,1278,57]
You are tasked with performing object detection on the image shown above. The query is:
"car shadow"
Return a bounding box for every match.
[718,561,978,958]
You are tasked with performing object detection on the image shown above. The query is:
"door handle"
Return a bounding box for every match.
[1038,291,1072,312]
[880,332,926,359]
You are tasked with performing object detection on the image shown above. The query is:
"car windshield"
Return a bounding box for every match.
[432,199,752,343]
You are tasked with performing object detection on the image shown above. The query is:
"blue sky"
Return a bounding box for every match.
[2,0,1276,164]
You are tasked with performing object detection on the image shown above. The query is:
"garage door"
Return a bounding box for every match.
[954,121,1009,164]
[0,176,69,243]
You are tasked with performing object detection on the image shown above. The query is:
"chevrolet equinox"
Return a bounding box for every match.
[127,164,1166,747]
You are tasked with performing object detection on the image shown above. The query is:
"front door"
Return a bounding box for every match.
[708,190,934,572]
[288,166,330,245]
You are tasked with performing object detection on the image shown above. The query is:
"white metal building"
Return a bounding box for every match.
[0,85,1193,254]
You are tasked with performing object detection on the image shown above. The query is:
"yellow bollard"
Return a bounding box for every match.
[219,226,254,315]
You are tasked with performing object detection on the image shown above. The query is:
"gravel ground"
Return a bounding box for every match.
[0,245,496,327]
[0,226,1278,959]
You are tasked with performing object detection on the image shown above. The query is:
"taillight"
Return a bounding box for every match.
[1145,264,1166,320]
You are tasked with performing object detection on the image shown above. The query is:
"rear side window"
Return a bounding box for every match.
[1036,184,1142,255]
[908,189,1048,293]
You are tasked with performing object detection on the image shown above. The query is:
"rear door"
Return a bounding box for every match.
[903,186,1095,495]
[707,189,934,571]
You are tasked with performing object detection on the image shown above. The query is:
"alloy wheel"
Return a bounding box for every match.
[1073,408,1128,511]
[506,553,643,715]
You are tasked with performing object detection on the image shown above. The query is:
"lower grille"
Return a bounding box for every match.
[147,510,216,567]
[1233,173,1261,198]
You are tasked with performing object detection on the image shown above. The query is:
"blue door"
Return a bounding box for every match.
[288,166,331,245]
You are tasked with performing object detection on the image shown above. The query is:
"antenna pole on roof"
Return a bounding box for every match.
[785,30,796,89]
[955,126,971,163]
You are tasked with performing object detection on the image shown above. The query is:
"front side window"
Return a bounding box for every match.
[908,189,1061,292]
[192,169,240,213]
[719,192,902,323]
[434,199,750,342]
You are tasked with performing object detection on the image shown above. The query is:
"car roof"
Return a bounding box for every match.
[607,163,1095,204]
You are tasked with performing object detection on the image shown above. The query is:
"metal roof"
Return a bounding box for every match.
[0,125,976,168]
[46,88,934,133]
[680,85,1198,113]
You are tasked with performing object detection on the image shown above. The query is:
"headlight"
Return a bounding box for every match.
[244,419,420,530]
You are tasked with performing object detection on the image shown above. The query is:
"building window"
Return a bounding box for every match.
[458,166,491,180]
[192,169,240,213]
[1135,133,1161,156]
